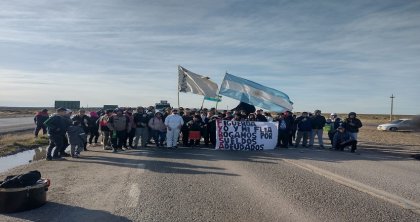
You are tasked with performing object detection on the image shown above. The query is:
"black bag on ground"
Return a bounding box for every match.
[0,171,42,188]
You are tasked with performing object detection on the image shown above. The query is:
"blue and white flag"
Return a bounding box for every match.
[219,73,293,112]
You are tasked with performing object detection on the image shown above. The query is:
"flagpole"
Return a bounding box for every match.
[200,96,205,110]
[177,65,180,108]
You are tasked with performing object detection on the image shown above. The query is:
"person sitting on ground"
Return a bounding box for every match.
[34,109,49,138]
[332,125,357,152]
[67,121,87,158]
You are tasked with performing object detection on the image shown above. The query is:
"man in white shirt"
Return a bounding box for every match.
[164,109,184,148]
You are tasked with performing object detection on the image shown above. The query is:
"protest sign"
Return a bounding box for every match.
[216,119,278,150]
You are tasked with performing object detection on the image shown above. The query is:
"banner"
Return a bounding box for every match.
[216,119,278,151]
[219,73,293,112]
[178,66,219,98]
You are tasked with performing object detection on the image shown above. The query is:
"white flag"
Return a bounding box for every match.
[178,66,218,98]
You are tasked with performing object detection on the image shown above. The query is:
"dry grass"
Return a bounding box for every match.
[0,132,49,157]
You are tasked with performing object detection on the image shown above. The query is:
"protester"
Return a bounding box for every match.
[294,112,312,148]
[264,112,273,122]
[34,109,49,138]
[44,108,68,160]
[207,113,219,147]
[200,110,210,147]
[343,112,363,140]
[67,121,87,158]
[332,125,357,152]
[133,107,149,149]
[223,111,233,120]
[107,108,130,152]
[88,111,100,147]
[256,109,268,122]
[72,109,90,151]
[284,111,295,146]
[277,113,290,148]
[247,113,257,121]
[98,109,113,150]
[188,115,203,147]
[148,112,167,147]
[309,110,326,149]
[164,109,184,149]
[125,108,136,149]
[326,113,342,145]
[181,109,193,147]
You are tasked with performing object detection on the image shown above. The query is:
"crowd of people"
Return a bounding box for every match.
[33,106,363,160]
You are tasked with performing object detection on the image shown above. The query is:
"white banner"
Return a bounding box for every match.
[216,119,278,151]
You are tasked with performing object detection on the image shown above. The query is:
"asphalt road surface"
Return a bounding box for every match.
[0,117,34,134]
[1,146,419,222]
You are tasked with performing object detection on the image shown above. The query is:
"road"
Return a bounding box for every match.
[1,147,419,222]
[0,117,34,134]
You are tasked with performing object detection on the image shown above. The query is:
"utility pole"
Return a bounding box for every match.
[390,94,395,121]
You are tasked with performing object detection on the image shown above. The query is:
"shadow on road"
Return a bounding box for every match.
[4,202,130,222]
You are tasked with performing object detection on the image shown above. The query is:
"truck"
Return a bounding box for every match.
[155,100,171,112]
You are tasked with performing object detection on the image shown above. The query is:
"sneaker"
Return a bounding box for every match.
[122,147,127,151]
[46,156,52,161]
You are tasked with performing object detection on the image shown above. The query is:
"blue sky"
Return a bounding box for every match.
[0,0,419,114]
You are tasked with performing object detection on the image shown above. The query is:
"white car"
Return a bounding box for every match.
[377,119,414,131]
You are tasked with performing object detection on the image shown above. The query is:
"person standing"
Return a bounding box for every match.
[164,109,184,149]
[88,111,100,146]
[98,109,113,150]
[277,113,290,148]
[67,121,87,158]
[181,109,193,147]
[34,109,49,138]
[133,107,149,149]
[107,108,130,152]
[72,109,90,151]
[148,112,167,147]
[124,108,136,149]
[256,109,268,122]
[309,110,326,149]
[343,112,363,140]
[294,112,312,148]
[44,108,68,160]
[284,111,295,146]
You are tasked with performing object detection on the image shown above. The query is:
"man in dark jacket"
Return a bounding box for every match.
[256,109,268,122]
[108,108,130,152]
[44,108,68,160]
[181,109,193,147]
[294,112,312,148]
[333,125,357,152]
[133,107,149,149]
[277,113,291,148]
[343,112,363,140]
[34,109,49,137]
[309,110,326,149]
[72,109,90,151]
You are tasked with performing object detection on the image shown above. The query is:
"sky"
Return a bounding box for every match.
[0,0,419,114]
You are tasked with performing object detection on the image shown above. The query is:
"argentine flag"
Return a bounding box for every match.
[219,73,293,112]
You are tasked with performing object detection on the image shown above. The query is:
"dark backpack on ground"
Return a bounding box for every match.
[0,171,41,188]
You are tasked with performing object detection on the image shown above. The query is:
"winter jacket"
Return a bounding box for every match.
[125,112,135,130]
[256,114,268,122]
[72,114,90,132]
[67,125,87,145]
[188,120,202,131]
[148,117,166,132]
[44,114,67,136]
[311,115,326,129]
[133,112,149,128]
[333,131,356,148]
[108,114,129,131]
[182,115,193,130]
[97,115,111,132]
[343,118,363,133]
[295,116,312,132]
[34,112,49,126]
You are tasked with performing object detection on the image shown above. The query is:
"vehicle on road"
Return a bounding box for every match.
[377,119,414,131]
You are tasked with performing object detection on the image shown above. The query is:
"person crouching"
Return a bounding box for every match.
[67,121,87,158]
[332,125,357,153]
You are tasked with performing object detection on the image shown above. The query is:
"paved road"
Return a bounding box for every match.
[0,117,34,134]
[1,147,419,222]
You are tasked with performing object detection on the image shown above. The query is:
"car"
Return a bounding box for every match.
[377,119,414,131]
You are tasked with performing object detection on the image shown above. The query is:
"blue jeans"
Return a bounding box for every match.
[309,129,324,146]
[153,130,166,146]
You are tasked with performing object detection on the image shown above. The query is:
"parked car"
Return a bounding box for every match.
[377,119,414,131]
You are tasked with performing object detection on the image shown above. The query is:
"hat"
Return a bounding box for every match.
[57,107,67,112]
[331,113,337,116]
[41,109,48,113]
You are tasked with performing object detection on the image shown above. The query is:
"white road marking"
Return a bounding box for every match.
[280,158,420,215]
[127,184,140,208]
